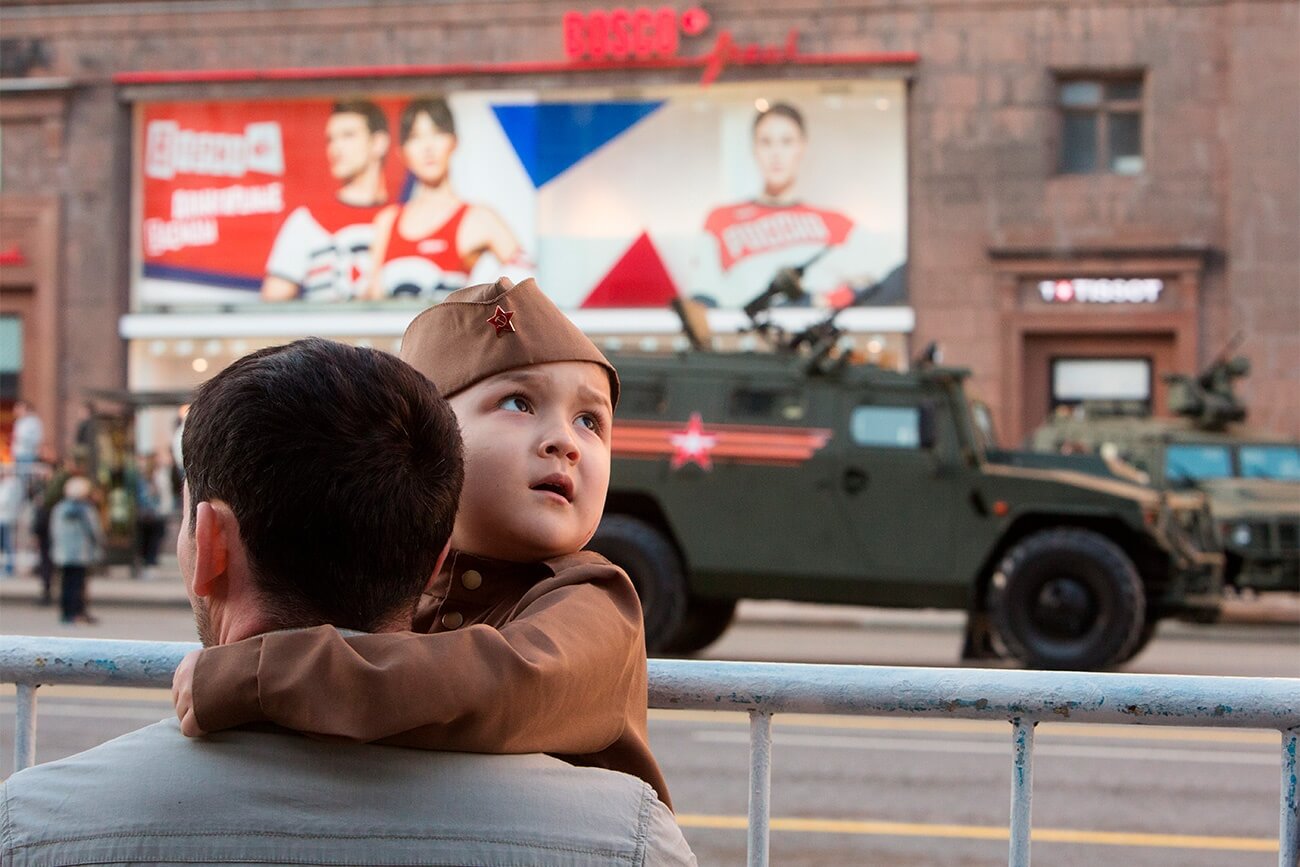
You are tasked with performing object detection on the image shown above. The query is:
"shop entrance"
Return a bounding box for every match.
[1022,332,1176,436]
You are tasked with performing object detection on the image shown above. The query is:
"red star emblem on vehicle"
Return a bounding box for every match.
[669,412,718,471]
[486,305,516,336]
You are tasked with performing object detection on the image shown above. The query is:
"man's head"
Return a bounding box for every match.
[326,100,390,184]
[752,102,806,198]
[14,400,29,418]
[400,278,619,561]
[179,338,463,646]
[399,96,457,187]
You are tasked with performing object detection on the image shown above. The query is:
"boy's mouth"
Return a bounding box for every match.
[530,473,574,503]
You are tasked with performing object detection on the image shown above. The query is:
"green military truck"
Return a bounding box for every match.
[1030,356,1300,593]
[589,278,1223,670]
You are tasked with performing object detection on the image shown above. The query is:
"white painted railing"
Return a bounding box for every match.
[3,636,1298,867]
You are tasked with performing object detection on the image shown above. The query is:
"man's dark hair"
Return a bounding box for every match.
[753,102,806,136]
[399,96,456,144]
[332,99,389,136]
[183,338,463,632]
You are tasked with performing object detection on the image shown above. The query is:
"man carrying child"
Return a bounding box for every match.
[1,337,693,865]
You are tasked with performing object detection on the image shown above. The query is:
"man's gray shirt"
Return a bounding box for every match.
[1,719,695,866]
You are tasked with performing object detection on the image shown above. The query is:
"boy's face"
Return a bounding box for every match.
[449,361,613,562]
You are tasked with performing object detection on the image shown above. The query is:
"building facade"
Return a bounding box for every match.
[1,0,1296,457]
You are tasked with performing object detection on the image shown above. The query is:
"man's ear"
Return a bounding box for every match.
[190,501,231,599]
[372,130,391,160]
[426,539,453,593]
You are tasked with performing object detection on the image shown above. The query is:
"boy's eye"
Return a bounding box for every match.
[499,395,532,413]
[577,413,600,433]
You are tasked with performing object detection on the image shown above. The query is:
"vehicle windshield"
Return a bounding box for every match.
[1238,444,1300,481]
[969,400,997,451]
[1164,444,1232,484]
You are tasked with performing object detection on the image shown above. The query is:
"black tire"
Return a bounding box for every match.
[989,528,1146,670]
[1115,617,1160,665]
[664,597,738,654]
[588,515,688,653]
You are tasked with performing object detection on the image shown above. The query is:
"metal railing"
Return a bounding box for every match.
[2,635,1298,867]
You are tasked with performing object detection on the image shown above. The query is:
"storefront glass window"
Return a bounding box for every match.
[0,316,22,403]
[1051,357,1151,408]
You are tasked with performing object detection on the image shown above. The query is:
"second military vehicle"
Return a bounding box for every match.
[1031,353,1300,593]
[589,269,1224,670]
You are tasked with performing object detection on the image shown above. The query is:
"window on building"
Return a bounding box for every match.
[0,316,22,404]
[1057,76,1144,175]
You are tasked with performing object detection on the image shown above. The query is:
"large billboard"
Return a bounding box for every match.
[134,80,906,313]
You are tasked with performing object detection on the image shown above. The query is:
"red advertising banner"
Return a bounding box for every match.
[135,81,908,313]
[140,98,412,302]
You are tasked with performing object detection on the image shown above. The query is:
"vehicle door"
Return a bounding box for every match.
[660,376,859,585]
[836,385,961,586]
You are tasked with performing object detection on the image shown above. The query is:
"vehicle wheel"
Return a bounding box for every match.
[1114,617,1160,665]
[588,515,688,653]
[664,597,737,654]
[989,528,1145,670]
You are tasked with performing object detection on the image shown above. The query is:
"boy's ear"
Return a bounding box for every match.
[190,501,232,600]
[426,539,453,593]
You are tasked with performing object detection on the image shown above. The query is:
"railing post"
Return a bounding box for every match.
[14,683,38,773]
[1282,727,1298,867]
[1009,717,1036,867]
[747,710,773,867]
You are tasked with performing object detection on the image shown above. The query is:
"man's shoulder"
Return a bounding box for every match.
[3,722,689,866]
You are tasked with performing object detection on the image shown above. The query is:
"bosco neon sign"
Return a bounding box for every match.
[562,7,706,60]
[562,6,799,84]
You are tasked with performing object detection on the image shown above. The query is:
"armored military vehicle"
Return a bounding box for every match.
[1030,353,1300,593]
[589,268,1224,670]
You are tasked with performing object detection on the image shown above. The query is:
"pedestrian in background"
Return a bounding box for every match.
[11,401,45,479]
[135,453,167,579]
[32,451,74,606]
[50,475,102,625]
[0,464,22,577]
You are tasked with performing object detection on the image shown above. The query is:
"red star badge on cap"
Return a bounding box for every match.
[487,305,516,336]
[669,412,718,471]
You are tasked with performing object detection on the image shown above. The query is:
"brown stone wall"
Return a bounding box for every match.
[1,0,1296,446]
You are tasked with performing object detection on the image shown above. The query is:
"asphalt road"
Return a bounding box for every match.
[2,598,1297,866]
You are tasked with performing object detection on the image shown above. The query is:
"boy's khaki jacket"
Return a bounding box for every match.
[191,550,672,809]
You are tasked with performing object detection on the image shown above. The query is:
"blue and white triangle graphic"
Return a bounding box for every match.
[492,101,666,189]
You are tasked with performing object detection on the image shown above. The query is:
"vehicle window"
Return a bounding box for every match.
[970,400,997,450]
[1238,445,1300,481]
[1165,444,1231,483]
[850,405,921,449]
[730,387,804,420]
[618,382,667,415]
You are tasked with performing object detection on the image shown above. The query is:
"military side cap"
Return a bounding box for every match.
[400,277,620,408]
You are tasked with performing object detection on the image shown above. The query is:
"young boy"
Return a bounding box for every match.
[172,277,671,807]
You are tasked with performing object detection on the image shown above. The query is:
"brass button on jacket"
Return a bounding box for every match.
[441,611,464,629]
[460,569,483,590]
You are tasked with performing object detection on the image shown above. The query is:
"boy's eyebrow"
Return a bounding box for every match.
[577,383,614,413]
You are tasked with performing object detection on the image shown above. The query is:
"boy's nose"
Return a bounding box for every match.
[539,428,580,463]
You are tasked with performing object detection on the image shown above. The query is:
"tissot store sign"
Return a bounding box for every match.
[1038,278,1165,305]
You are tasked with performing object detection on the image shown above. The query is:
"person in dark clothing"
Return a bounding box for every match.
[50,475,102,624]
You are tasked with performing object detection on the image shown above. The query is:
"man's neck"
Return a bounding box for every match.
[337,168,386,207]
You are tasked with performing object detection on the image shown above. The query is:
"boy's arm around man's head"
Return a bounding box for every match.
[186,554,666,797]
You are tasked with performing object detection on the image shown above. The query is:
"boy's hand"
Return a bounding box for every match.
[172,649,207,737]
